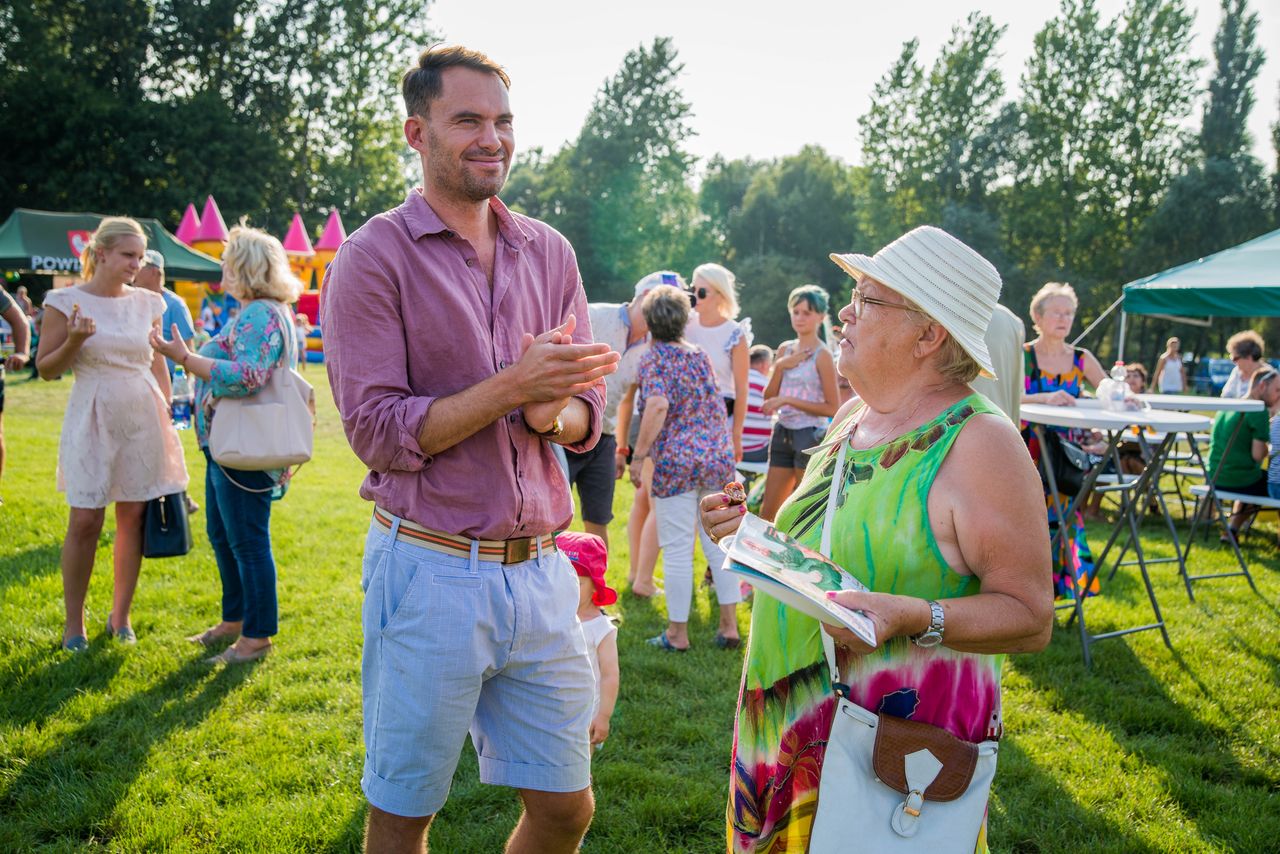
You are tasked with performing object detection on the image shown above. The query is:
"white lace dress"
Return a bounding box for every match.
[43,286,189,508]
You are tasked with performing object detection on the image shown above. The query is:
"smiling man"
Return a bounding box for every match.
[322,45,619,854]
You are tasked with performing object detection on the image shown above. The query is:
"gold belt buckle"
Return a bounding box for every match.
[503,538,531,564]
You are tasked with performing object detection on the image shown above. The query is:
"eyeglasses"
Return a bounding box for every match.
[696,287,710,300]
[848,288,926,320]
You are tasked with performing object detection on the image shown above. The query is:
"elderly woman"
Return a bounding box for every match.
[1020,282,1109,598]
[151,226,303,665]
[685,262,750,460]
[701,226,1052,854]
[1220,330,1266,399]
[631,285,742,651]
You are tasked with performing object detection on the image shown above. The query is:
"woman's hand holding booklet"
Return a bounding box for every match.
[723,514,877,648]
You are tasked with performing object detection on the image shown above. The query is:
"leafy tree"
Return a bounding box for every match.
[507,37,700,301]
[860,39,928,244]
[696,155,766,260]
[729,146,861,291]
[1135,0,1270,269]
[1100,0,1202,251]
[0,0,429,234]
[1007,0,1114,279]
[1200,0,1264,161]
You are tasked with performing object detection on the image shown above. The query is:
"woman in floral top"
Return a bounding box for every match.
[630,285,741,651]
[151,226,302,665]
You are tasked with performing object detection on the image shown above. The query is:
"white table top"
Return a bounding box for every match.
[1137,393,1264,413]
[1022,400,1211,433]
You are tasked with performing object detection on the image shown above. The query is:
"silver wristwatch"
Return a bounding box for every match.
[911,600,945,648]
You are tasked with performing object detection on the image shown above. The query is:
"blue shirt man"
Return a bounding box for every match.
[137,250,194,376]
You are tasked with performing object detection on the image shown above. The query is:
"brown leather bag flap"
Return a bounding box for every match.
[872,713,978,802]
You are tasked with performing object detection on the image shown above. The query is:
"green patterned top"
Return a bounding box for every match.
[728,392,1004,854]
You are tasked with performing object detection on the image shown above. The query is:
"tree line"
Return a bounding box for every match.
[0,0,431,234]
[511,0,1277,355]
[2,0,1276,360]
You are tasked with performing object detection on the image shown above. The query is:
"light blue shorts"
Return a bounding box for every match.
[360,515,594,817]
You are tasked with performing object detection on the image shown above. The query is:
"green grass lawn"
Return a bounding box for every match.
[2,371,1278,853]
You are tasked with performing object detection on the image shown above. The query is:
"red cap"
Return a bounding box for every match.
[556,531,616,606]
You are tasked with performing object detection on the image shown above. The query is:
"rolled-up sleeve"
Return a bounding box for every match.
[558,246,604,454]
[323,241,434,473]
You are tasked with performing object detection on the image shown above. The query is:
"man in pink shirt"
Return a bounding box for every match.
[322,46,619,853]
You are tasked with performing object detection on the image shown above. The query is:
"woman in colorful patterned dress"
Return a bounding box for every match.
[1020,282,1107,599]
[150,226,303,665]
[631,285,741,651]
[701,227,1053,854]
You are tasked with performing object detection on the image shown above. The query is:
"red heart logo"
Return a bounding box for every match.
[68,230,93,257]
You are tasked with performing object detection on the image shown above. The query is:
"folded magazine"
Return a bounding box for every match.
[724,514,878,648]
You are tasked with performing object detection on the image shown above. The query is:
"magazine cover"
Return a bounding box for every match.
[724,514,878,647]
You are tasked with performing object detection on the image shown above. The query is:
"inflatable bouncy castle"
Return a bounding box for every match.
[171,198,346,363]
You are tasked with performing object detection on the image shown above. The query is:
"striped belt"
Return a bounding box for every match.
[372,507,557,565]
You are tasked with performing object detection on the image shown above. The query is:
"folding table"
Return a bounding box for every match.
[1022,401,1210,666]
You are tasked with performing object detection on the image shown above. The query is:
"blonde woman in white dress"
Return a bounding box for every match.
[37,217,188,651]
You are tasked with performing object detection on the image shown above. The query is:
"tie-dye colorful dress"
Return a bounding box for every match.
[1020,344,1098,599]
[728,394,1003,854]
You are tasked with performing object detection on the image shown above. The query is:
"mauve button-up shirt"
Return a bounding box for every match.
[322,191,603,540]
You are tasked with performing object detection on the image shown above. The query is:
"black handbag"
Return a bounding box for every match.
[143,492,193,558]
[1039,430,1091,498]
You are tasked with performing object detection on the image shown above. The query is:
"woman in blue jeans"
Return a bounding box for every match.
[151,226,302,664]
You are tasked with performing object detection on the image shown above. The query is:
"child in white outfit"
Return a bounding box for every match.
[557,531,620,749]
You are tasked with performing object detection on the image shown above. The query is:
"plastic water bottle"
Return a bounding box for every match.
[171,366,194,430]
[1108,361,1128,410]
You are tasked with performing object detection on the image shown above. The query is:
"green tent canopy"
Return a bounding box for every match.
[1121,227,1280,317]
[0,208,222,281]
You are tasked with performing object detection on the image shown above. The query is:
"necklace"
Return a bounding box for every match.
[847,393,935,449]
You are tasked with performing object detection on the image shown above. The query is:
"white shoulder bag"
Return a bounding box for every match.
[208,301,315,472]
[807,436,999,853]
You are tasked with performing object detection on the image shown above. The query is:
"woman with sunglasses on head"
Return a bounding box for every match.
[1020,282,1107,599]
[758,285,840,521]
[1220,330,1266,399]
[684,263,750,461]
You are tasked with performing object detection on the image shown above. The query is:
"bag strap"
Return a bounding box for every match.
[260,300,297,371]
[213,458,297,493]
[819,431,851,687]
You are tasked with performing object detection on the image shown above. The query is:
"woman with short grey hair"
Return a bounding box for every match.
[630,286,741,650]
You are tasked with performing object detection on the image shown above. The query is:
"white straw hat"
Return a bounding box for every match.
[829,226,1002,378]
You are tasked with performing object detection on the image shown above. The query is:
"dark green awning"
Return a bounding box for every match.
[1122,227,1280,317]
[0,208,223,282]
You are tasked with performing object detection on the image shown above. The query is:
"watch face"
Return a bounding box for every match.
[914,632,943,648]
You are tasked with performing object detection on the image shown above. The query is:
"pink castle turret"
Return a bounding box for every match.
[312,209,347,290]
[175,203,201,245]
[191,195,229,259]
[282,213,315,256]
[316,209,347,251]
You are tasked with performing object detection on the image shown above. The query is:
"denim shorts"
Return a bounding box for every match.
[360,515,594,817]
[769,425,826,469]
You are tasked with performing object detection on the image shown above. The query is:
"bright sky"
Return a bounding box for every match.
[428,0,1280,170]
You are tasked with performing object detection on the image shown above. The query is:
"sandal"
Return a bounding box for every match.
[714,633,741,650]
[1220,528,1240,544]
[646,633,688,652]
[205,643,272,665]
[61,635,88,653]
[106,616,137,645]
[188,627,239,648]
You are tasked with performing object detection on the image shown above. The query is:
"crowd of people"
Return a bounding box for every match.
[1,40,1273,854]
